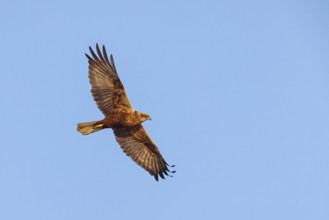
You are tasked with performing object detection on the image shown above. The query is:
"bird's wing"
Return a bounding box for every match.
[86,44,132,115]
[113,125,175,181]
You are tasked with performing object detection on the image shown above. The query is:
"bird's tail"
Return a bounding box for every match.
[77,120,104,135]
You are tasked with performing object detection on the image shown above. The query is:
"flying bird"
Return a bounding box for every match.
[77,44,175,181]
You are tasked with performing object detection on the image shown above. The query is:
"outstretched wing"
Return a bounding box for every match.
[86,44,132,115]
[113,125,175,181]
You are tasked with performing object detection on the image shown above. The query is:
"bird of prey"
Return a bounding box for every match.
[77,44,175,181]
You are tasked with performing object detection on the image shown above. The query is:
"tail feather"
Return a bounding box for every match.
[77,121,103,135]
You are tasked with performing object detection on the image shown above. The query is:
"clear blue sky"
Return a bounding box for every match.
[1,0,329,219]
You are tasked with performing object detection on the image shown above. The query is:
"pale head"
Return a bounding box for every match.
[135,111,152,123]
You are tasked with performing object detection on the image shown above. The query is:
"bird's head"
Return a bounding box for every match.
[137,111,152,122]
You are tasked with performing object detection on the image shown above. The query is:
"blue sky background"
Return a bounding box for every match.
[1,0,329,219]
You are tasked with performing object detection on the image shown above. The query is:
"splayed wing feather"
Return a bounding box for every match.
[113,125,174,180]
[110,54,118,74]
[86,44,132,115]
[96,45,105,60]
[102,46,110,63]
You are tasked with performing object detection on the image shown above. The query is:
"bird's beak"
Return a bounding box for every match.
[149,117,152,121]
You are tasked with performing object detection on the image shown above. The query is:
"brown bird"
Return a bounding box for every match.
[77,44,175,181]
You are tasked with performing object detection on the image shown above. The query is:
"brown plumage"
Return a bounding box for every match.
[77,44,175,181]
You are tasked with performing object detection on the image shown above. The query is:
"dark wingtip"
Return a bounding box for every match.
[88,45,99,61]
[163,170,174,178]
[96,44,105,60]
[166,162,175,167]
[102,45,111,65]
[165,164,176,173]
[85,53,93,61]
[110,54,117,71]
[159,172,165,179]
[152,162,176,181]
